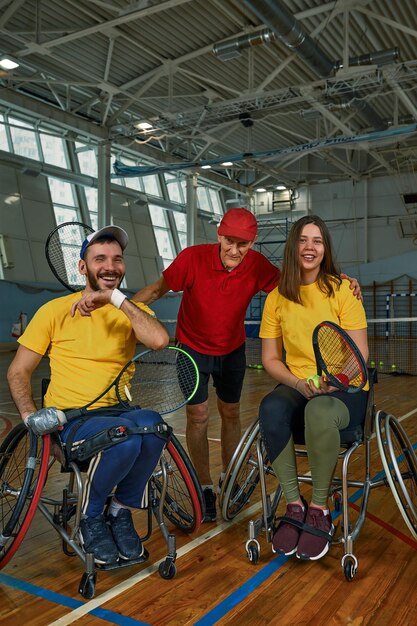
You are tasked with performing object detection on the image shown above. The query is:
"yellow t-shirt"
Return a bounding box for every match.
[260,279,367,380]
[18,293,155,410]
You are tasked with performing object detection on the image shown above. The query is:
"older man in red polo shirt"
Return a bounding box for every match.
[133,208,360,521]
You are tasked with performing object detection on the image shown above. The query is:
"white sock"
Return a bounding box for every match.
[220,472,226,482]
[108,497,129,517]
[202,484,214,492]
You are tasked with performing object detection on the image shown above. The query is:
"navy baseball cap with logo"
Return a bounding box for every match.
[80,225,128,259]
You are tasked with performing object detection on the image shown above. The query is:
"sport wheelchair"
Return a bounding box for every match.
[219,369,417,580]
[0,418,204,598]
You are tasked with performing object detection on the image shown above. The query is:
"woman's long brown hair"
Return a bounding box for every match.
[279,215,341,304]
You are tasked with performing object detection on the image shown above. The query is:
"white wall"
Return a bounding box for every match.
[254,172,417,285]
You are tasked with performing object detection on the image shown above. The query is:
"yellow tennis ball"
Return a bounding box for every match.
[307,374,320,389]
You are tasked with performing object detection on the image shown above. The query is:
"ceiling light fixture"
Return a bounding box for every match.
[255,187,267,192]
[201,164,211,169]
[276,184,287,190]
[221,161,233,166]
[0,56,19,70]
[135,121,153,131]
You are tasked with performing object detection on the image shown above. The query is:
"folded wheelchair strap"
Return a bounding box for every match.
[67,421,172,463]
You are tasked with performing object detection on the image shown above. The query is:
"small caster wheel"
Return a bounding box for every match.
[247,543,259,565]
[159,560,176,579]
[79,572,96,598]
[343,557,357,581]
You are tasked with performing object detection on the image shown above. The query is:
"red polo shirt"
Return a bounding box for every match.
[163,244,280,355]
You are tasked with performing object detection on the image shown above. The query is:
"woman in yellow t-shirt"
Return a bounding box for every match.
[259,215,368,562]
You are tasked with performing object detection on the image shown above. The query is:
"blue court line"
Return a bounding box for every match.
[1,440,415,625]
[0,572,150,625]
[194,451,416,626]
[194,554,290,625]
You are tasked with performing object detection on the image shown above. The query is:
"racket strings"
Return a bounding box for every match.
[116,349,198,414]
[317,327,364,386]
[46,223,93,291]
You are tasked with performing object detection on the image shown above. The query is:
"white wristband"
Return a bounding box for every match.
[110,289,127,309]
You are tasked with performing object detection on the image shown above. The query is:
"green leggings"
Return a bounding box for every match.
[270,396,350,506]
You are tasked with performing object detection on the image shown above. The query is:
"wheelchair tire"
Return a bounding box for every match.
[154,434,204,533]
[0,423,50,568]
[376,410,417,540]
[221,419,268,521]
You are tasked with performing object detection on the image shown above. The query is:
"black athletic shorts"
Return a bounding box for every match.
[176,342,246,405]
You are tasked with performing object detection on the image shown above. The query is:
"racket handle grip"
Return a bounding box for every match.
[25,407,67,436]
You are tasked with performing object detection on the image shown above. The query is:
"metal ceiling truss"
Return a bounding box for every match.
[1,0,417,190]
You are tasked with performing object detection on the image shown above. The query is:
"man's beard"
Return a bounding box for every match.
[86,267,124,291]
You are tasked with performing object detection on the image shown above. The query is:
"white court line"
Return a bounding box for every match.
[47,500,263,626]
[45,406,417,625]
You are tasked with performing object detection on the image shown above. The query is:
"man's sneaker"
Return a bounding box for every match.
[79,514,119,565]
[272,499,307,556]
[107,508,144,561]
[203,488,217,522]
[296,507,335,561]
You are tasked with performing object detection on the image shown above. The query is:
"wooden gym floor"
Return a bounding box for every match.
[0,348,416,626]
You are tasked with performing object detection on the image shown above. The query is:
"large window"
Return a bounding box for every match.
[0,114,10,151]
[149,204,175,268]
[142,174,161,197]
[165,173,184,204]
[173,212,187,249]
[40,133,68,168]
[9,117,39,160]
[196,185,223,215]
[0,109,227,284]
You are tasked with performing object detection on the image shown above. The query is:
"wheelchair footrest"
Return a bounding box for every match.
[97,548,149,571]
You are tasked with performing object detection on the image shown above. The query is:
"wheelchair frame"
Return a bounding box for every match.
[219,375,417,581]
[0,422,204,598]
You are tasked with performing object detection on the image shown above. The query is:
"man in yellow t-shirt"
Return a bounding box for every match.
[7,225,169,566]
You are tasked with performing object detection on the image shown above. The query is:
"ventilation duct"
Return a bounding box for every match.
[335,47,400,70]
[213,29,275,61]
[241,0,385,129]
[241,0,333,76]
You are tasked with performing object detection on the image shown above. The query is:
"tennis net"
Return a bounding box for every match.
[245,318,417,375]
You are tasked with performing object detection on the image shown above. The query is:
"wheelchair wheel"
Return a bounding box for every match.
[376,411,417,540]
[0,423,50,568]
[154,434,204,533]
[221,419,268,521]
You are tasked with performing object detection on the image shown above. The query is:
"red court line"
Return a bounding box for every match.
[350,501,417,549]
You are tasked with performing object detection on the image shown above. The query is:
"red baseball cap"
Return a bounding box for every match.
[217,207,257,241]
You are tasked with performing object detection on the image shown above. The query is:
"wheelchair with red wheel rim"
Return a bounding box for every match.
[0,423,204,598]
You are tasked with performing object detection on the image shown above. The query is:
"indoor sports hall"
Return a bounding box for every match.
[0,2,416,625]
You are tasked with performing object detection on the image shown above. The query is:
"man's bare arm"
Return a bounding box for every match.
[132,276,170,305]
[119,299,169,349]
[70,289,169,350]
[7,345,43,421]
